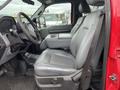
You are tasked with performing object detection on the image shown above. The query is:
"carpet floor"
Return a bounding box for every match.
[0,75,38,90]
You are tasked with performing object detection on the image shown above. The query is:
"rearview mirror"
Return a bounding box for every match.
[22,0,34,5]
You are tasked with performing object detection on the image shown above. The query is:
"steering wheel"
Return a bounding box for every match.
[17,12,41,44]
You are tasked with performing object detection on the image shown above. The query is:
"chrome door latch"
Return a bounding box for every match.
[109,74,117,81]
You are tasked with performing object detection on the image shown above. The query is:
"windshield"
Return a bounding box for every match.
[0,0,42,18]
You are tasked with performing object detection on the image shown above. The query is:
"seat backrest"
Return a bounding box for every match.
[70,17,85,36]
[70,9,103,69]
[70,4,89,36]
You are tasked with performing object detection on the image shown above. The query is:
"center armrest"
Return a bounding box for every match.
[58,33,72,39]
[40,33,72,49]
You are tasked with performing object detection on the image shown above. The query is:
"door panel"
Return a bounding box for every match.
[48,25,72,33]
[39,25,72,39]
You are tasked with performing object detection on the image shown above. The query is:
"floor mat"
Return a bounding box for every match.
[0,75,37,90]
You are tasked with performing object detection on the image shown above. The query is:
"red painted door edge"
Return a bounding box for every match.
[105,0,120,90]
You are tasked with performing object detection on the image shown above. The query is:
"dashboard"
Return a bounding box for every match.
[0,16,24,65]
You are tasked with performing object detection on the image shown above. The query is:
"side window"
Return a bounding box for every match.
[40,3,71,27]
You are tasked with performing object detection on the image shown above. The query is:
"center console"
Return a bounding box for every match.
[40,33,72,50]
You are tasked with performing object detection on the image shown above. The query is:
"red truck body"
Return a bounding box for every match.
[106,0,120,89]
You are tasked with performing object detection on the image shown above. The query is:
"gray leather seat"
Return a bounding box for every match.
[35,49,76,76]
[34,10,103,76]
[34,0,104,89]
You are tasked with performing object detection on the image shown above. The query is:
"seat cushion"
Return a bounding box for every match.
[34,49,77,76]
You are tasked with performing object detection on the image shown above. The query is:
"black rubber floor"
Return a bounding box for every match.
[0,75,37,90]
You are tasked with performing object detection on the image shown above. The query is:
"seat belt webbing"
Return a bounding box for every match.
[72,16,86,35]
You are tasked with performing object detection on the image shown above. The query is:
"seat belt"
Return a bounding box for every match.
[72,16,86,35]
[79,12,105,90]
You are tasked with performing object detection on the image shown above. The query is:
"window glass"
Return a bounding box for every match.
[0,0,41,18]
[42,3,71,26]
[0,0,8,6]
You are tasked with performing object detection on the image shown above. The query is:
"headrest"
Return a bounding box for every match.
[86,0,104,6]
[78,4,90,14]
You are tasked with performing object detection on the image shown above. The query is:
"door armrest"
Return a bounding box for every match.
[40,33,72,49]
